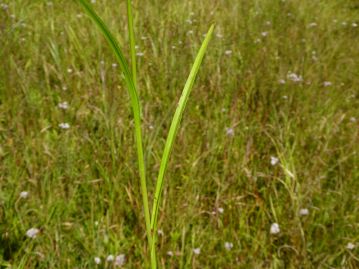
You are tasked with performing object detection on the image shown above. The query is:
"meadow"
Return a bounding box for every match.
[0,0,359,268]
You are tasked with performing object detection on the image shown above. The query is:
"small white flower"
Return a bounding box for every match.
[91,0,96,3]
[350,117,356,123]
[167,251,174,256]
[171,45,176,49]
[299,208,309,216]
[261,31,269,37]
[67,68,73,74]
[278,79,286,85]
[270,223,280,234]
[224,242,233,250]
[187,30,194,35]
[94,257,101,264]
[308,22,317,28]
[352,22,358,28]
[20,191,29,198]
[20,191,29,199]
[62,86,68,91]
[112,63,118,68]
[346,242,355,250]
[114,254,126,267]
[26,228,40,238]
[106,255,114,262]
[270,156,279,166]
[58,101,69,110]
[158,229,164,236]
[287,72,303,83]
[59,123,70,129]
[323,81,332,87]
[136,52,144,57]
[282,95,288,100]
[218,207,224,214]
[193,248,201,255]
[224,50,232,56]
[216,33,223,39]
[225,127,234,137]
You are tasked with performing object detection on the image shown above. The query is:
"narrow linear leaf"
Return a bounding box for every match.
[77,0,133,90]
[150,24,215,267]
[76,0,152,246]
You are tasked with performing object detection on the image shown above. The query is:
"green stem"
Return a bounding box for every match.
[127,0,137,89]
[77,0,152,248]
[126,0,152,249]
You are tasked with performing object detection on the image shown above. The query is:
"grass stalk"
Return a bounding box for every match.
[126,0,137,89]
[77,0,152,247]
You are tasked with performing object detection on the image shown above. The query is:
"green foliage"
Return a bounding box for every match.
[1,0,359,268]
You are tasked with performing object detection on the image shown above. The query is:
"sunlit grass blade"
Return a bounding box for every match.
[76,0,152,246]
[149,24,215,268]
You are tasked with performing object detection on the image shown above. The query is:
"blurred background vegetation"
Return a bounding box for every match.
[0,0,358,268]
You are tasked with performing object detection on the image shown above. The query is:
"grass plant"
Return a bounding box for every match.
[77,0,213,267]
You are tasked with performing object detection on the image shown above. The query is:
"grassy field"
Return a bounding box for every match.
[1,0,359,268]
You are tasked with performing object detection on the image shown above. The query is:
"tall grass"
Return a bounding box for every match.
[1,0,358,267]
[77,0,213,267]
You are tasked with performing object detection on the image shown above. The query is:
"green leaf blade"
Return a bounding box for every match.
[77,0,152,248]
[150,24,215,267]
